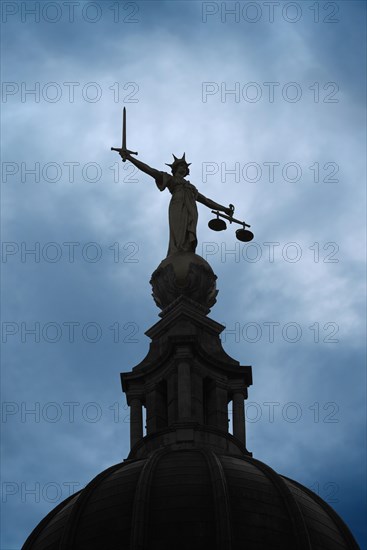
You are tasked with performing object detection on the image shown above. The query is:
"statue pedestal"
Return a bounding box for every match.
[150,252,218,311]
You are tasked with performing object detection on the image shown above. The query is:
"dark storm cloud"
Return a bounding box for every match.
[1,1,365,547]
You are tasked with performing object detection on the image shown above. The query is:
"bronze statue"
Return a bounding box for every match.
[112,109,252,258]
[122,151,233,256]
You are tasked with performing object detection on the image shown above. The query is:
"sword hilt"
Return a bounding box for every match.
[111,147,138,162]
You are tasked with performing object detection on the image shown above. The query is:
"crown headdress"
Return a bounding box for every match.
[165,153,191,173]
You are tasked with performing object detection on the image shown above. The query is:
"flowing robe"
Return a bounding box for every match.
[155,172,198,256]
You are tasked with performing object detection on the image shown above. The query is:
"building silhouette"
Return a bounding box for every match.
[22,250,360,549]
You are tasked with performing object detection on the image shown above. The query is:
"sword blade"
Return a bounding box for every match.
[122,107,126,150]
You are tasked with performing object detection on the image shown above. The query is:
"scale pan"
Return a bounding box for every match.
[208,218,227,231]
[236,228,254,242]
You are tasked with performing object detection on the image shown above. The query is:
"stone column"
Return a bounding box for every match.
[232,392,246,445]
[130,397,143,449]
[216,385,229,432]
[177,362,191,419]
[145,388,156,434]
[167,371,177,424]
[192,371,204,424]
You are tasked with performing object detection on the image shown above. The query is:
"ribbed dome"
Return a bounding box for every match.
[23,448,358,550]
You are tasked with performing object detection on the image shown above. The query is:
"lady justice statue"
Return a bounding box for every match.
[112,109,233,258]
[111,109,251,310]
[122,151,233,257]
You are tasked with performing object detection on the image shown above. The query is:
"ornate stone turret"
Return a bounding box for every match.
[121,291,252,459]
[23,255,360,549]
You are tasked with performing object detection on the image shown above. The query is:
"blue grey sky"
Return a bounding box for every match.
[1,1,366,548]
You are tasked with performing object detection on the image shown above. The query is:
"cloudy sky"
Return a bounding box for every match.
[1,1,366,548]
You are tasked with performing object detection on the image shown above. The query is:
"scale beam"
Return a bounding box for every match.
[210,210,251,228]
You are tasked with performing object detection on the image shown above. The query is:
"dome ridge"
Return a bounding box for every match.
[22,491,81,549]
[199,448,232,549]
[58,461,126,550]
[234,455,312,550]
[130,448,169,549]
[281,475,360,550]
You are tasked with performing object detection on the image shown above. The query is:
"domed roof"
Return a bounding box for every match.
[23,448,359,550]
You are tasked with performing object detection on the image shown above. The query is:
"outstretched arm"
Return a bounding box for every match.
[196,192,233,216]
[120,152,164,185]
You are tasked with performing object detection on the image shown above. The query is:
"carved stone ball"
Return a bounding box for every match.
[150,252,218,311]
